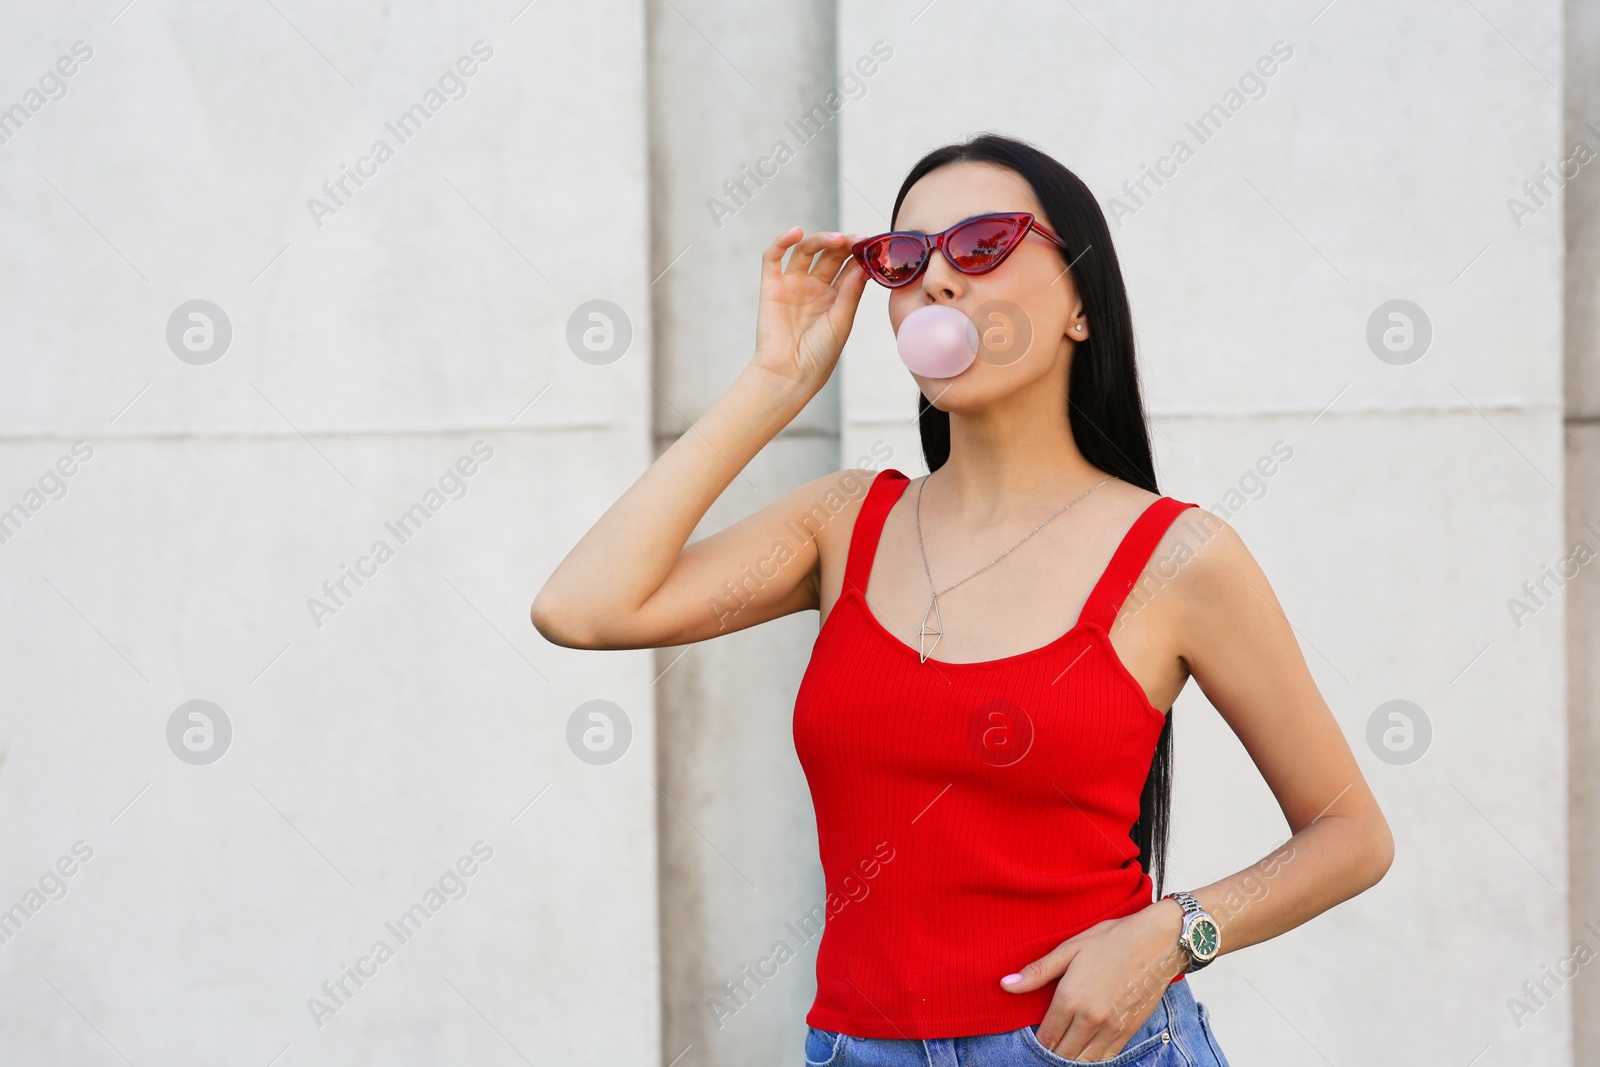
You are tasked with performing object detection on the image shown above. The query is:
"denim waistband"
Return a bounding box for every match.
[802,975,1233,1067]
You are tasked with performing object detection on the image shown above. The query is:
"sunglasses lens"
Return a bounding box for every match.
[946,217,1027,272]
[861,235,928,285]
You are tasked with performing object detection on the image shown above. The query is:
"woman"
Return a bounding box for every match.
[533,133,1393,1066]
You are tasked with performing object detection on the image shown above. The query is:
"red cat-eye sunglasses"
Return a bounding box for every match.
[849,211,1068,288]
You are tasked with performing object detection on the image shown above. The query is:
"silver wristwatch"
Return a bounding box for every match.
[1162,891,1220,973]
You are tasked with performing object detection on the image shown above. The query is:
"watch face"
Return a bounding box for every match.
[1191,917,1220,959]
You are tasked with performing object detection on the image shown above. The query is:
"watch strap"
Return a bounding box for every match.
[1163,891,1215,973]
[1166,890,1201,916]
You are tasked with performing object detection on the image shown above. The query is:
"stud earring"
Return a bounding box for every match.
[1073,324,1085,332]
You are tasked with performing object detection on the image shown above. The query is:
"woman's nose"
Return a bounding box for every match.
[920,250,962,298]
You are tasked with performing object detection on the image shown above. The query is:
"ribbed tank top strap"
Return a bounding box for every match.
[841,467,910,598]
[1075,496,1199,631]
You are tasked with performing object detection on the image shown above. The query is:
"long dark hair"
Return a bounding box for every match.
[890,132,1173,901]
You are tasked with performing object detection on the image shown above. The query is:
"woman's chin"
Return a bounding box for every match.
[917,369,1049,413]
[916,377,991,412]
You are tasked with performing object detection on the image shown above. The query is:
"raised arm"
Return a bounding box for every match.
[531,226,868,650]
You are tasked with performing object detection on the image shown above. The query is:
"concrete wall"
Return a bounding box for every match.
[0,2,658,1064]
[644,3,841,1066]
[0,1,1593,1065]
[1566,0,1600,1057]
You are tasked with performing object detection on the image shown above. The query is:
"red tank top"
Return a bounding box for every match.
[792,467,1196,1039]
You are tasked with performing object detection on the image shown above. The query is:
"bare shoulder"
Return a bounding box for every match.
[804,466,891,612]
[795,466,883,553]
[1149,506,1281,623]
[1102,479,1163,522]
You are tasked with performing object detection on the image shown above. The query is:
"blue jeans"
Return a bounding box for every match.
[803,976,1230,1066]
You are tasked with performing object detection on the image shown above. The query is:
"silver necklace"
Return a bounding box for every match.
[913,472,1117,663]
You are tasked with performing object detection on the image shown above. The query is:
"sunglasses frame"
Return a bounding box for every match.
[849,211,1068,288]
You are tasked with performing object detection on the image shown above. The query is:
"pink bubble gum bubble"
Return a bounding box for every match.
[896,304,979,378]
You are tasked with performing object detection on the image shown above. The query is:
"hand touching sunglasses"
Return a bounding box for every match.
[849,211,1068,288]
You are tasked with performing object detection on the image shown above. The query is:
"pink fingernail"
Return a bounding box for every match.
[1002,973,1022,984]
